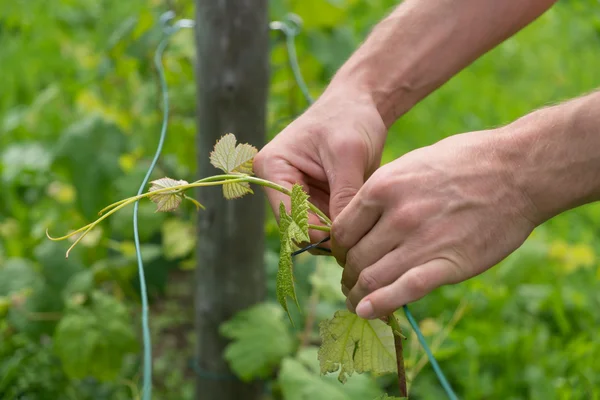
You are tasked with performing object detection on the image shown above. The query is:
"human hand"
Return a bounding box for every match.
[254,90,387,244]
[332,129,539,319]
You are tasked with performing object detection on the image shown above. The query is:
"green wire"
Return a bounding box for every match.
[133,21,180,400]
[403,305,458,399]
[274,13,460,399]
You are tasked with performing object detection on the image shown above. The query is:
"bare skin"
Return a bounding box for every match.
[254,0,600,320]
[336,93,600,318]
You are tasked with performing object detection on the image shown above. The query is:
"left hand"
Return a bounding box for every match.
[331,129,539,319]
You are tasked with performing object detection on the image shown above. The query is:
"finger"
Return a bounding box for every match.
[355,258,461,319]
[344,248,417,310]
[346,298,355,313]
[341,284,349,296]
[340,211,406,290]
[331,193,381,266]
[326,141,369,220]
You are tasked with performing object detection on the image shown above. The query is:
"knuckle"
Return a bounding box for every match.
[357,269,381,293]
[363,169,393,201]
[253,154,264,173]
[403,268,429,298]
[331,220,349,249]
[345,249,361,271]
[391,205,422,231]
[331,185,359,213]
[252,150,271,177]
[330,134,367,155]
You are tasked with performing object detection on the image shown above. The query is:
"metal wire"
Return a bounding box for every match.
[133,12,194,400]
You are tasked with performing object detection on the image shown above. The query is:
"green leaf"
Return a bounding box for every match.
[55,116,127,219]
[279,358,349,400]
[220,303,295,381]
[148,177,189,212]
[275,185,311,322]
[310,257,346,303]
[277,204,299,321]
[161,218,196,260]
[318,310,396,383]
[373,396,407,400]
[209,133,258,199]
[290,183,310,243]
[279,352,384,400]
[0,259,41,297]
[54,291,137,381]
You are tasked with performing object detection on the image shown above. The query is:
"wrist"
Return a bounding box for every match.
[314,84,389,143]
[495,95,600,225]
[328,51,417,129]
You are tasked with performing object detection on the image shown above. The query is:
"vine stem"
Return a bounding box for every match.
[46,174,332,256]
[388,314,408,398]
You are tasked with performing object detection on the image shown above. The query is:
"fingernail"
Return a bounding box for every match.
[356,300,375,319]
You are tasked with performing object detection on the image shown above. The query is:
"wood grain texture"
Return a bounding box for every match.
[194,1,269,398]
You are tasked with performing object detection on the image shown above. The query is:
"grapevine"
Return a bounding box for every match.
[47,134,409,399]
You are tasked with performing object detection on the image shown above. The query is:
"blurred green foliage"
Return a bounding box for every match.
[1,0,600,399]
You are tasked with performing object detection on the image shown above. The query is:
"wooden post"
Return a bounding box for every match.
[194,1,268,399]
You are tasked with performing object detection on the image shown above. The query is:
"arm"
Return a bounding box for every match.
[328,0,557,127]
[333,90,600,319]
[255,0,556,235]
[503,90,600,224]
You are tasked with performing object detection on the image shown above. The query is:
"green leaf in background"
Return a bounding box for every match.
[220,303,295,381]
[54,116,127,219]
[161,218,196,260]
[310,257,346,303]
[0,142,53,187]
[318,310,396,383]
[54,291,137,381]
[279,348,384,400]
[0,259,41,297]
[291,0,353,29]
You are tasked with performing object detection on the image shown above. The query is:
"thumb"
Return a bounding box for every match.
[327,151,367,220]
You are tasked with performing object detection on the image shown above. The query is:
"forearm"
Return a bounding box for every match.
[327,0,556,127]
[499,91,600,224]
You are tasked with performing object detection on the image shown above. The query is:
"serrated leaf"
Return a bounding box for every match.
[275,185,311,322]
[233,143,257,174]
[148,177,189,212]
[209,134,258,199]
[209,133,238,173]
[220,303,295,381]
[290,184,310,243]
[318,310,396,383]
[277,203,299,321]
[223,180,253,199]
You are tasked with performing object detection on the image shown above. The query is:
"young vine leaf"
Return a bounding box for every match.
[318,310,397,383]
[209,133,258,199]
[276,184,310,322]
[148,177,189,212]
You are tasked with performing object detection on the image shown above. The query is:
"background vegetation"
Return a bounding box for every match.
[1,0,600,399]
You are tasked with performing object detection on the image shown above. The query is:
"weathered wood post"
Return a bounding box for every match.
[194,1,268,399]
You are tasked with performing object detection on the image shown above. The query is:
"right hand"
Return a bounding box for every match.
[254,89,387,245]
